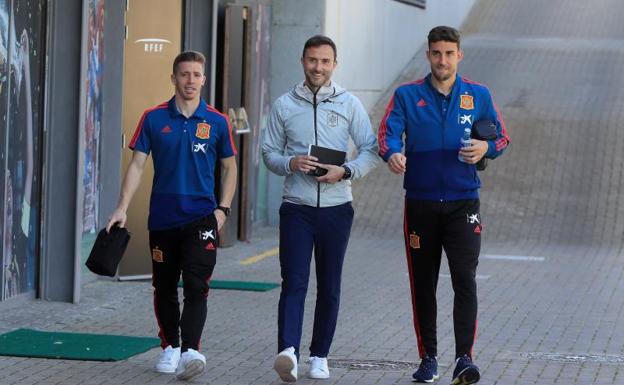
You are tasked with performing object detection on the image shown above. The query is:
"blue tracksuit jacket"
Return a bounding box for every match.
[378,74,510,201]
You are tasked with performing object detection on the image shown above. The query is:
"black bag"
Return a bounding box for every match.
[85,226,131,277]
[471,119,498,171]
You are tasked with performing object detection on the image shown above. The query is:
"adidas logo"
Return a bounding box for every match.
[417,98,427,107]
[474,225,481,234]
[205,243,216,250]
[161,125,172,134]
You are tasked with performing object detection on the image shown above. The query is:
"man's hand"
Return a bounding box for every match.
[290,155,321,174]
[387,153,407,174]
[315,164,345,184]
[106,208,127,233]
[214,209,227,231]
[459,139,488,164]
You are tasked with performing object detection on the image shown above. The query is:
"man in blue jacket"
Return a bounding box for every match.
[378,26,509,385]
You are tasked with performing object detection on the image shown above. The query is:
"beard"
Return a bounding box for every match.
[431,71,453,82]
[431,66,453,83]
[305,72,329,89]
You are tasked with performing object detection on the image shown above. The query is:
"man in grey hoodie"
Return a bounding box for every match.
[262,35,378,382]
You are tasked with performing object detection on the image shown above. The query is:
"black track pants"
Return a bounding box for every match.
[150,214,218,352]
[403,199,481,359]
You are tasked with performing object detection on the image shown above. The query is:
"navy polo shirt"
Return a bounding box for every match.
[129,97,237,230]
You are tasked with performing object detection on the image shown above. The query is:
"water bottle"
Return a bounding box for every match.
[458,127,472,162]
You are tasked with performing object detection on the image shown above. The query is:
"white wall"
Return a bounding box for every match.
[324,0,477,109]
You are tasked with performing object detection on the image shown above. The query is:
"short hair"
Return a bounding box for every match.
[173,50,206,74]
[427,26,461,49]
[302,35,337,60]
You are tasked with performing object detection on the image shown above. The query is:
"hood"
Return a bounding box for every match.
[292,81,347,103]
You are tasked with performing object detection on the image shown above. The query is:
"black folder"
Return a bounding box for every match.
[307,144,347,176]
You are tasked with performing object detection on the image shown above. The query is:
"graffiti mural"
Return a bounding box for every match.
[0,0,9,298]
[82,0,104,234]
[1,0,45,300]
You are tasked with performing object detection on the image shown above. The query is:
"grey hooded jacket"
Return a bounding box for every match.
[262,81,379,207]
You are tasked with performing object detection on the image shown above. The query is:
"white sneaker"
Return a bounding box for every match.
[154,346,181,373]
[274,347,298,382]
[175,348,206,381]
[308,356,330,379]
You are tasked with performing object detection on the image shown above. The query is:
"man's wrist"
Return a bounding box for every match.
[485,140,495,157]
[341,165,352,180]
[387,152,400,162]
[216,206,231,217]
[286,156,295,174]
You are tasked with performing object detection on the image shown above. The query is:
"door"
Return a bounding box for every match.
[117,0,182,278]
[219,4,252,245]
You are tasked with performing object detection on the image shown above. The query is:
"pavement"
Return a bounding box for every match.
[2,0,624,384]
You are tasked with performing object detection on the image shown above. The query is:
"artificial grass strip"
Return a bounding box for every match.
[177,279,279,291]
[0,328,160,361]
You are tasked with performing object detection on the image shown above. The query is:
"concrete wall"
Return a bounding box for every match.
[265,0,326,225]
[269,0,325,101]
[324,0,477,109]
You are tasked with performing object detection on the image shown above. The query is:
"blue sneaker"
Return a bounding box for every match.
[451,355,480,385]
[412,355,439,383]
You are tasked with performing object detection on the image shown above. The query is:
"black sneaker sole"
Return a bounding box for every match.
[451,366,480,385]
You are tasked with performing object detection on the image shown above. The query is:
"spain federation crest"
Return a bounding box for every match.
[409,233,420,249]
[195,122,211,139]
[327,112,338,127]
[152,247,164,263]
[460,94,474,110]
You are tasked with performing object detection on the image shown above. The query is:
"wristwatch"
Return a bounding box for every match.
[216,206,231,217]
[341,165,352,180]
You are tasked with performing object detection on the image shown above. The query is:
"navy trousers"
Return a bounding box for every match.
[277,202,354,358]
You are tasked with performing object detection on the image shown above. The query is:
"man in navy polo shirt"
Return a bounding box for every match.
[378,26,509,385]
[106,51,237,381]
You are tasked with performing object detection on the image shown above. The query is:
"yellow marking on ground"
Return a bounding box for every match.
[239,247,279,265]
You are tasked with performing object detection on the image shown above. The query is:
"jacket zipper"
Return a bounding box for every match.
[440,95,447,202]
[292,85,339,208]
[313,90,320,207]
